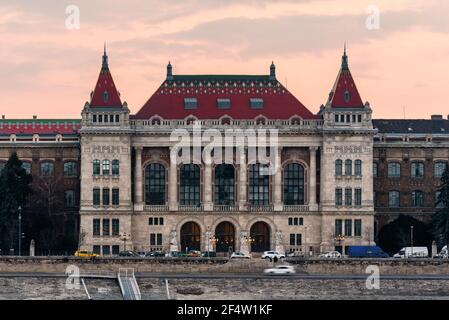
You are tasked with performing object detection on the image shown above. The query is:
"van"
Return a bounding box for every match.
[393,247,428,258]
[434,245,448,258]
[347,246,389,258]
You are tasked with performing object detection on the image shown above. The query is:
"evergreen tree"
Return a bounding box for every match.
[0,153,32,251]
[432,166,449,250]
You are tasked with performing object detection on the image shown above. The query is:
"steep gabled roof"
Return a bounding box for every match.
[327,47,364,109]
[89,47,122,108]
[133,63,318,120]
[374,119,449,134]
[0,119,81,136]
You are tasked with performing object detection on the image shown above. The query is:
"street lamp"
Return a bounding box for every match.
[411,226,414,257]
[18,206,22,256]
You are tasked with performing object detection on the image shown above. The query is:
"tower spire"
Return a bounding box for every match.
[102,43,109,70]
[341,42,349,70]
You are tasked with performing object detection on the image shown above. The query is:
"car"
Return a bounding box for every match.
[202,251,217,257]
[74,250,98,258]
[393,247,428,258]
[434,245,448,259]
[118,250,139,257]
[261,251,285,260]
[136,251,146,257]
[145,251,166,257]
[287,251,306,258]
[230,252,251,259]
[263,265,296,275]
[187,250,202,257]
[319,251,342,258]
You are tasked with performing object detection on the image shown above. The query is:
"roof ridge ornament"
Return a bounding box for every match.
[102,43,109,71]
[269,61,276,81]
[167,61,174,81]
[341,43,349,70]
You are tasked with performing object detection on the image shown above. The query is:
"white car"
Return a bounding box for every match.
[230,252,251,259]
[319,251,342,258]
[261,251,285,260]
[263,265,296,275]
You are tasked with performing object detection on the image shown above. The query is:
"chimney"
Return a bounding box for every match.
[431,115,443,120]
[1,115,5,120]
[33,115,37,119]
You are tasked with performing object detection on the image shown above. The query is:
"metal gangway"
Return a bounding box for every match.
[118,268,141,300]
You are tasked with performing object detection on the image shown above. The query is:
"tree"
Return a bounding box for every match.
[432,166,449,250]
[0,153,32,252]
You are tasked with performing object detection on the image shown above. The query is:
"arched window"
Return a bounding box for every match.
[65,190,77,208]
[180,164,201,206]
[389,191,400,208]
[64,161,78,177]
[411,162,424,178]
[354,160,362,176]
[102,160,110,175]
[40,161,54,177]
[248,163,270,205]
[112,160,120,175]
[145,163,166,205]
[93,159,101,175]
[21,162,31,175]
[345,159,352,176]
[283,163,305,205]
[335,159,343,176]
[434,162,447,178]
[388,162,401,178]
[214,164,235,205]
[412,190,423,207]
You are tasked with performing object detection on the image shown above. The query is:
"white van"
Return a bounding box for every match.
[393,247,428,258]
[434,245,448,258]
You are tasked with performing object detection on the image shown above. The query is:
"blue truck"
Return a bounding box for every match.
[347,246,389,258]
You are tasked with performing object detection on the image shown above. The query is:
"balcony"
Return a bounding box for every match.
[144,205,169,212]
[179,205,204,212]
[248,205,274,212]
[213,205,238,212]
[283,205,310,212]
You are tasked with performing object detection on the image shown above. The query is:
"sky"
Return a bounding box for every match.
[0,0,448,120]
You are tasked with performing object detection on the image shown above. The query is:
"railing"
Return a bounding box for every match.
[179,205,204,212]
[248,205,274,212]
[213,205,238,212]
[118,268,141,300]
[283,205,310,212]
[144,205,169,212]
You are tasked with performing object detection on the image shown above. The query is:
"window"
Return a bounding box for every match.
[355,160,362,176]
[435,191,444,208]
[214,164,235,205]
[217,98,231,109]
[344,90,350,103]
[358,115,362,122]
[434,162,447,178]
[335,160,343,176]
[288,217,303,226]
[345,188,352,206]
[180,164,201,206]
[345,159,352,176]
[289,234,302,246]
[93,188,100,206]
[93,160,101,175]
[283,163,305,205]
[40,162,54,177]
[249,163,270,205]
[389,191,400,208]
[411,162,424,178]
[150,233,163,246]
[93,245,101,255]
[102,160,110,175]
[148,217,164,226]
[103,91,109,103]
[184,98,198,109]
[93,219,100,236]
[64,162,78,177]
[354,219,362,237]
[412,190,423,207]
[112,245,120,255]
[104,114,109,123]
[112,219,120,236]
[102,246,110,255]
[98,115,103,123]
[335,219,343,237]
[112,188,119,206]
[102,219,110,236]
[250,98,264,109]
[116,115,120,123]
[373,162,378,177]
[388,162,401,178]
[22,162,31,174]
[65,190,76,208]
[335,188,343,206]
[110,115,114,123]
[112,160,120,175]
[103,188,110,206]
[145,163,166,205]
[93,114,97,123]
[355,189,362,206]
[344,220,352,237]
[335,115,339,123]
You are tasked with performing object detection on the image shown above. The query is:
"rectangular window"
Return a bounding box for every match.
[154,218,159,226]
[358,115,362,122]
[250,98,264,109]
[104,114,109,123]
[355,189,362,206]
[103,188,110,206]
[217,98,231,109]
[102,219,110,236]
[112,219,119,236]
[93,114,97,123]
[112,188,119,205]
[288,217,293,226]
[293,217,298,226]
[344,219,353,237]
[345,188,352,206]
[159,217,164,225]
[150,233,163,246]
[290,234,295,246]
[184,98,198,109]
[112,245,120,255]
[102,246,110,256]
[93,188,100,206]
[98,115,103,123]
[373,162,378,177]
[115,115,120,123]
[354,219,362,237]
[110,115,114,123]
[335,188,343,206]
[93,219,100,236]
[335,115,339,122]
[289,234,302,246]
[93,245,101,254]
[335,219,343,237]
[389,191,400,208]
[149,217,153,225]
[299,217,304,226]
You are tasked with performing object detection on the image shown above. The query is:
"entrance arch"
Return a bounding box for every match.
[215,222,235,253]
[250,222,271,252]
[180,222,201,252]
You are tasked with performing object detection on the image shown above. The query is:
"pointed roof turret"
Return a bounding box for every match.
[269,61,276,80]
[166,61,174,81]
[90,46,123,108]
[327,45,364,108]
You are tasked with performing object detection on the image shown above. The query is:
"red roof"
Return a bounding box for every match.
[0,120,81,136]
[328,50,364,109]
[134,73,318,120]
[89,50,122,108]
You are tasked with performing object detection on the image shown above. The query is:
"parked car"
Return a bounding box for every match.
[393,247,428,258]
[319,251,341,258]
[263,265,296,275]
[230,252,251,259]
[201,251,217,257]
[145,251,166,257]
[74,250,98,258]
[287,251,306,258]
[434,245,448,259]
[118,250,139,257]
[347,246,389,258]
[136,251,146,257]
[187,250,202,257]
[261,251,285,260]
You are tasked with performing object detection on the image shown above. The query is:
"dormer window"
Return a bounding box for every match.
[184,98,198,109]
[217,98,231,109]
[250,98,264,109]
[103,91,109,103]
[344,90,350,103]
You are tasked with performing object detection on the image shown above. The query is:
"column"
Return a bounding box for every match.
[204,163,213,211]
[134,147,143,210]
[238,148,247,211]
[274,147,283,211]
[309,146,318,210]
[169,147,178,211]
